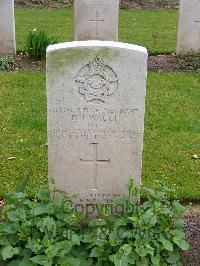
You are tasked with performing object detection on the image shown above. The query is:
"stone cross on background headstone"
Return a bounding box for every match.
[0,0,16,55]
[46,41,147,206]
[194,20,200,37]
[89,11,104,37]
[74,0,119,41]
[177,0,200,54]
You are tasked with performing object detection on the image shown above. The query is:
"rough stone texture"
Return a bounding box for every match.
[177,0,200,54]
[0,0,16,55]
[74,0,119,41]
[46,41,147,205]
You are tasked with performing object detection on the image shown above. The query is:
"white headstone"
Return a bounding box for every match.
[0,0,16,55]
[47,41,147,207]
[177,0,200,54]
[74,0,119,41]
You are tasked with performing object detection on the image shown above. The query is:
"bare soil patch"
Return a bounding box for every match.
[121,0,179,10]
[148,54,200,72]
[14,0,71,8]
[181,205,200,266]
[4,52,199,73]
[9,52,45,72]
[14,0,179,9]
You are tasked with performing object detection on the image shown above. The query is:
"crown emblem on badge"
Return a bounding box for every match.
[75,56,118,104]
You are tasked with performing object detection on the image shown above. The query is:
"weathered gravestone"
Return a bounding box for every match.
[74,0,119,41]
[47,41,148,208]
[177,0,200,54]
[0,0,16,55]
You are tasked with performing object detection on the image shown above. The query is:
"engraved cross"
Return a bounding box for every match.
[80,143,110,190]
[89,11,104,36]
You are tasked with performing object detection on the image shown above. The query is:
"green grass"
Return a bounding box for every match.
[0,73,47,197]
[15,8,178,54]
[0,72,199,200]
[143,72,200,200]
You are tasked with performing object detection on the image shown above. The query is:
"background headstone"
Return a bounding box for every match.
[0,0,16,55]
[47,41,147,206]
[177,0,200,54]
[74,0,119,41]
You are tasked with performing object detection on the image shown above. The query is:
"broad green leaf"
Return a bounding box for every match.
[81,232,94,243]
[33,204,53,216]
[160,238,173,252]
[172,201,186,216]
[9,235,20,247]
[127,251,137,264]
[19,261,35,266]
[171,229,185,240]
[119,244,132,256]
[109,229,123,245]
[142,201,151,209]
[114,256,128,266]
[61,257,80,266]
[56,240,73,255]
[2,246,19,260]
[173,238,189,250]
[136,246,148,257]
[149,215,157,226]
[30,255,49,265]
[69,231,80,245]
[96,227,109,240]
[45,245,59,259]
[22,248,32,261]
[7,211,18,222]
[128,216,138,223]
[110,254,128,266]
[8,260,35,266]
[151,255,160,266]
[173,219,185,228]
[139,257,149,266]
[9,192,27,200]
[39,217,56,238]
[160,208,171,215]
[143,188,156,198]
[0,237,10,246]
[89,219,106,227]
[142,209,153,224]
[8,260,22,266]
[166,251,180,264]
[2,223,19,234]
[79,258,93,266]
[26,238,42,253]
[90,247,101,257]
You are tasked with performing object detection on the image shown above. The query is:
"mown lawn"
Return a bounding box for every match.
[15,8,178,54]
[0,72,199,200]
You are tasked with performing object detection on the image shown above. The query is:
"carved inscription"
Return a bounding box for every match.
[49,128,140,141]
[75,193,128,204]
[75,57,118,104]
[80,143,110,190]
[49,107,140,141]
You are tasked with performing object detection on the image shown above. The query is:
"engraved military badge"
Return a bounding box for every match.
[75,56,118,103]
